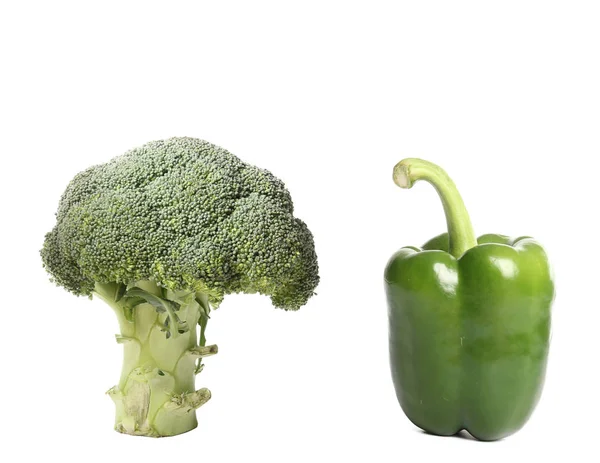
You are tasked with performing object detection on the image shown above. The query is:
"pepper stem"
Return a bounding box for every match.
[393,158,477,258]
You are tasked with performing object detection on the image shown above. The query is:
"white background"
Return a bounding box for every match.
[1,1,599,461]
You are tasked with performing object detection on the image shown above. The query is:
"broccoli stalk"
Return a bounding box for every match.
[96,281,216,436]
[41,138,319,437]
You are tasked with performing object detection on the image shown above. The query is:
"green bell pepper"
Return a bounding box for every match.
[384,158,554,441]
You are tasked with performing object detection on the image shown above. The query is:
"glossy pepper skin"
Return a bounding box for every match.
[384,159,554,441]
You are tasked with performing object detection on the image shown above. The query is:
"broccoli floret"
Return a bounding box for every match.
[42,136,318,309]
[41,137,319,437]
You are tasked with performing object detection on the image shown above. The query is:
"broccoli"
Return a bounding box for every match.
[41,137,319,437]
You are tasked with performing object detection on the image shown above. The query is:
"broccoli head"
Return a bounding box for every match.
[41,137,319,437]
[42,136,318,309]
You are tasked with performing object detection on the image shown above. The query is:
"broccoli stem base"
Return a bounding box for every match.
[96,282,216,437]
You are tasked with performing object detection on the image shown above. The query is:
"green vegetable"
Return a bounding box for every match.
[384,158,553,441]
[42,137,319,437]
